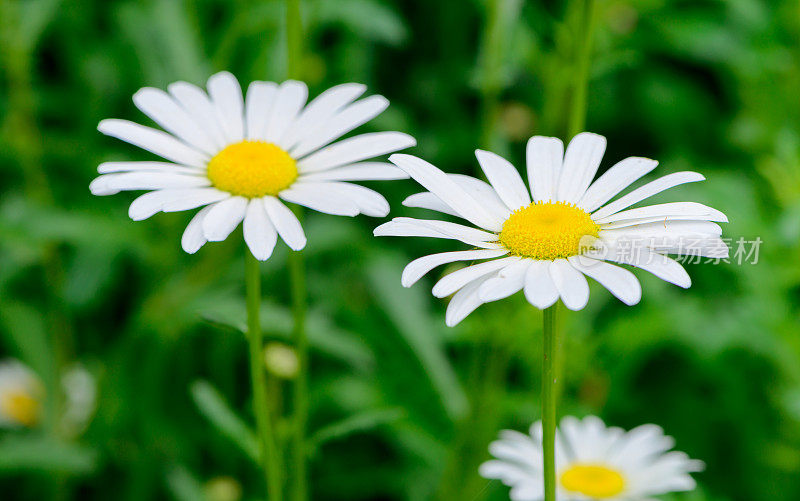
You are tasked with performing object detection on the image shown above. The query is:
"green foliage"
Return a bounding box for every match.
[1,0,799,500]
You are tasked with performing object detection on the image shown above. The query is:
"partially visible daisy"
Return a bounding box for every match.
[375,133,727,325]
[92,71,415,259]
[0,359,42,428]
[480,416,704,500]
[0,359,96,434]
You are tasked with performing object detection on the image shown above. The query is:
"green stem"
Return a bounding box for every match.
[542,304,559,501]
[246,251,282,501]
[285,2,308,499]
[286,0,303,80]
[289,222,308,501]
[478,0,504,150]
[566,0,598,137]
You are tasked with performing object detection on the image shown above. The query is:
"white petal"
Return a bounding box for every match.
[128,190,179,221]
[523,260,559,309]
[478,260,530,301]
[279,184,359,216]
[448,174,512,225]
[201,196,248,241]
[89,172,209,195]
[262,196,306,250]
[98,119,209,168]
[98,161,202,175]
[207,71,245,142]
[402,192,459,217]
[181,205,215,254]
[129,187,228,217]
[388,154,501,231]
[557,132,606,203]
[374,217,500,248]
[585,245,691,288]
[595,201,727,224]
[161,187,230,212]
[445,274,495,327]
[133,87,218,155]
[299,132,416,173]
[607,424,673,468]
[568,256,642,305]
[401,249,509,287]
[527,136,564,203]
[578,157,658,212]
[292,181,389,217]
[243,199,278,261]
[167,81,227,150]
[299,162,408,182]
[651,236,730,259]
[475,149,531,210]
[263,80,308,143]
[600,221,723,249]
[433,257,520,298]
[591,171,706,220]
[244,81,279,140]
[289,95,389,157]
[549,259,590,310]
[280,83,367,150]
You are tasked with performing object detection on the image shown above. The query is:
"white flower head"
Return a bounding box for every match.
[92,71,416,260]
[60,364,97,437]
[0,359,96,434]
[480,416,704,501]
[375,133,728,325]
[0,359,43,428]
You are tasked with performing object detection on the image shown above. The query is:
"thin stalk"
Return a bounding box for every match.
[286,0,303,80]
[566,0,598,137]
[246,252,282,501]
[285,2,308,500]
[289,240,308,501]
[478,0,504,150]
[542,304,559,501]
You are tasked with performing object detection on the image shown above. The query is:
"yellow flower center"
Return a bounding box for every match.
[207,140,298,198]
[560,464,626,498]
[1,390,39,426]
[498,201,599,259]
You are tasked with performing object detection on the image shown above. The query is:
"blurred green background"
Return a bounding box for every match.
[1,0,799,499]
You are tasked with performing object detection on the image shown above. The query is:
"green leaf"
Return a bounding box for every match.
[0,435,97,475]
[313,0,408,46]
[0,300,54,384]
[366,255,468,421]
[16,0,64,51]
[165,465,208,501]
[308,407,406,455]
[189,380,259,463]
[199,297,374,371]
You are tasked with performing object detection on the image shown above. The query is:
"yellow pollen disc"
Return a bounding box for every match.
[207,140,298,198]
[1,390,39,426]
[560,464,626,498]
[498,201,599,260]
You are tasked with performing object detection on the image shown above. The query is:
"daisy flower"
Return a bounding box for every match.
[480,416,704,500]
[91,71,415,260]
[0,359,95,434]
[374,133,728,326]
[0,359,42,428]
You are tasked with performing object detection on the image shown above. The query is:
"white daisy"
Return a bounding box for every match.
[374,133,728,326]
[480,416,704,501]
[0,359,42,428]
[0,359,96,433]
[91,71,415,260]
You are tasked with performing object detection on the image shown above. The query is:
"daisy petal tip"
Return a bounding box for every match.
[287,237,307,251]
[574,131,607,143]
[181,239,204,255]
[97,119,115,134]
